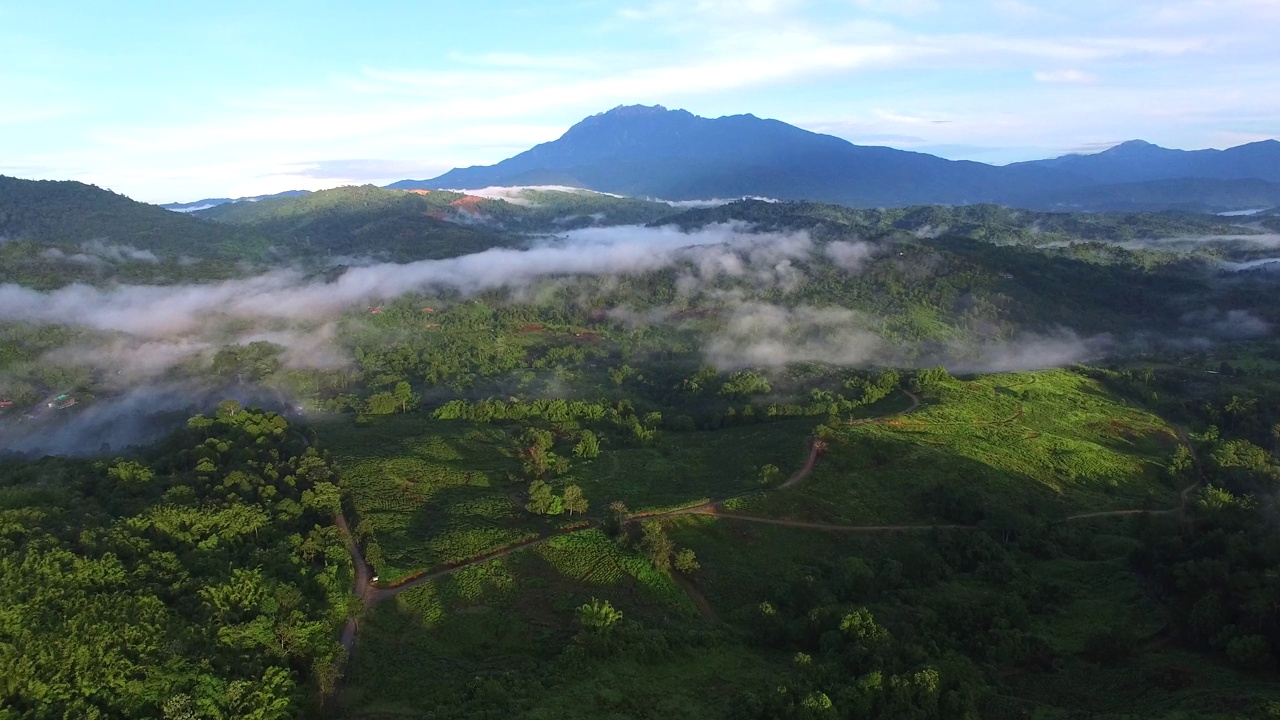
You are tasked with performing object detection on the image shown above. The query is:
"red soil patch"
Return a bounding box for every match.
[449,195,485,214]
[404,189,430,195]
[519,323,546,333]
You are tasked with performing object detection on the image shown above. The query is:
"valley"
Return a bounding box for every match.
[3,128,1280,720]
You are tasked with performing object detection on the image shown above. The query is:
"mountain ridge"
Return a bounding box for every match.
[385,105,1277,211]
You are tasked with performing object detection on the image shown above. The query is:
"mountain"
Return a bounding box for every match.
[390,105,1279,212]
[161,189,310,213]
[390,105,1081,207]
[1031,177,1280,214]
[0,175,271,261]
[1013,139,1280,185]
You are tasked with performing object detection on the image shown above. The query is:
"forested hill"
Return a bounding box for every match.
[194,185,514,262]
[659,198,1253,243]
[0,175,271,260]
[191,185,678,260]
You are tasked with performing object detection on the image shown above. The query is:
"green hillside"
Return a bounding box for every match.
[0,175,271,260]
[3,183,1280,719]
[194,185,677,261]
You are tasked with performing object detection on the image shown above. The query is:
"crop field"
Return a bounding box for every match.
[322,409,822,580]
[727,369,1180,524]
[332,365,1278,719]
[561,417,818,512]
[320,417,542,580]
[343,527,758,719]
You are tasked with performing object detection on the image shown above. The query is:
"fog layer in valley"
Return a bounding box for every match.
[1,222,1272,455]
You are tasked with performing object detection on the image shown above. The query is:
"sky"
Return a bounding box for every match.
[1,0,1277,203]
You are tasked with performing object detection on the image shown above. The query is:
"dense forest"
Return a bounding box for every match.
[2,179,1280,717]
[0,404,349,718]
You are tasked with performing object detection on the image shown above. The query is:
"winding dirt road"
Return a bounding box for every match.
[333,513,374,663]
[332,388,1202,667]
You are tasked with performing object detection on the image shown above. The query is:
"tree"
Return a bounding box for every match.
[573,430,600,459]
[758,464,781,486]
[721,370,772,396]
[605,501,630,538]
[525,479,557,515]
[563,485,588,516]
[393,381,416,413]
[640,520,675,572]
[365,392,398,415]
[674,548,700,573]
[1226,634,1275,671]
[577,597,622,634]
[1169,444,1194,480]
[608,364,635,386]
[106,460,154,486]
[217,399,243,420]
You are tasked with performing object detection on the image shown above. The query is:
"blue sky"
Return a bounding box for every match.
[1,0,1277,202]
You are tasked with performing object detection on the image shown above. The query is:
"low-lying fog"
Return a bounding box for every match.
[0,221,1272,456]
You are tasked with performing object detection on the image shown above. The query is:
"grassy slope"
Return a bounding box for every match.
[333,367,1249,718]
[728,369,1179,523]
[322,413,817,581]
[344,527,774,719]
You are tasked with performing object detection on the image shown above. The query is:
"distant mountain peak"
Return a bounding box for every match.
[1103,139,1165,155]
[389,105,1280,210]
[599,104,673,117]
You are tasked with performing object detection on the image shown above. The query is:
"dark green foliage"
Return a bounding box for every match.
[193,184,674,261]
[0,174,271,261]
[525,479,560,515]
[196,185,516,262]
[639,520,675,572]
[0,406,347,718]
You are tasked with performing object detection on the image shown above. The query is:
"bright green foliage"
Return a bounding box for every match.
[573,430,601,459]
[393,381,417,413]
[721,370,772,396]
[576,597,623,634]
[0,406,347,719]
[105,459,154,486]
[673,548,700,573]
[562,484,588,516]
[366,392,398,415]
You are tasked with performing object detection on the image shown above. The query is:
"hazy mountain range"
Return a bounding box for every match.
[137,105,1280,214]
[391,105,1280,213]
[162,189,310,212]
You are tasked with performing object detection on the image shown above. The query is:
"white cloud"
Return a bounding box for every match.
[1033,69,1098,84]
[4,0,1279,199]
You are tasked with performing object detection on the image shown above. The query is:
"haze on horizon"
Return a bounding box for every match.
[1,0,1277,203]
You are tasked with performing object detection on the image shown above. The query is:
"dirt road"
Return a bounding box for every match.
[334,513,374,663]
[332,389,1201,668]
